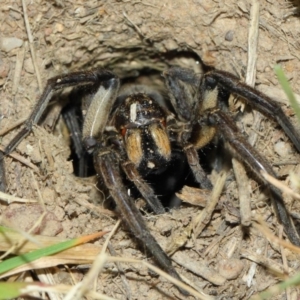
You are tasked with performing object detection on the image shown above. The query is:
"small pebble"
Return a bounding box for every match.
[0,36,23,52]
[24,57,34,74]
[274,140,292,157]
[218,258,244,280]
[225,30,234,41]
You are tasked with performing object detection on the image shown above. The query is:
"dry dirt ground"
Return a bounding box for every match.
[1,0,300,299]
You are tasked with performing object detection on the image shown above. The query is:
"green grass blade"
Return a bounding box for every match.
[0,282,28,299]
[274,65,300,123]
[0,227,106,275]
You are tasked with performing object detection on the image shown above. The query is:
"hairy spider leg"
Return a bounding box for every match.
[0,69,119,192]
[165,66,300,245]
[3,69,119,157]
[206,70,300,152]
[62,101,90,177]
[122,160,166,214]
[196,69,300,245]
[94,148,188,295]
[207,109,300,246]
[163,67,213,190]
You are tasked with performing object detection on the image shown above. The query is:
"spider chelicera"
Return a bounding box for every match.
[1,65,300,292]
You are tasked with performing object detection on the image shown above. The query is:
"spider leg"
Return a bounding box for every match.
[0,157,6,191]
[204,70,300,152]
[94,147,187,294]
[62,103,90,177]
[163,67,213,189]
[105,130,166,214]
[183,144,213,190]
[4,69,119,156]
[122,161,166,214]
[208,109,300,246]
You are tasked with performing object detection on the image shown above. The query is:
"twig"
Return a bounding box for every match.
[232,0,260,231]
[0,117,27,136]
[0,190,37,204]
[232,159,252,227]
[246,0,261,147]
[261,171,300,201]
[20,254,213,300]
[241,250,292,276]
[109,257,214,300]
[253,217,300,253]
[108,242,132,300]
[246,0,259,87]
[278,224,291,300]
[123,11,147,40]
[12,42,26,97]
[63,220,121,300]
[21,0,42,91]
[0,211,46,260]
[172,251,226,286]
[0,145,40,173]
[193,171,227,237]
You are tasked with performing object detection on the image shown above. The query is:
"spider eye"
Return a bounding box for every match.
[83,136,97,154]
[205,75,217,90]
[120,127,127,136]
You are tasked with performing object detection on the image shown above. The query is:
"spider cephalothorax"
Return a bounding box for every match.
[1,65,300,293]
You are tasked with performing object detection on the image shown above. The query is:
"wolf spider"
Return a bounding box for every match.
[1,65,300,292]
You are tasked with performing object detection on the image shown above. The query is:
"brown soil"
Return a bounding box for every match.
[1,0,300,299]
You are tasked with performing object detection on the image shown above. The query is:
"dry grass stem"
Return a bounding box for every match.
[231,0,260,234]
[12,42,26,97]
[63,220,120,300]
[193,171,227,237]
[0,145,40,173]
[0,117,28,136]
[253,218,300,253]
[232,159,252,227]
[108,257,214,300]
[21,0,42,90]
[262,171,300,201]
[108,242,132,300]
[0,190,38,204]
[172,251,226,286]
[241,250,292,276]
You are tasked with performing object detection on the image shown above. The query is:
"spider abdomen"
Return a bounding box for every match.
[114,93,171,173]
